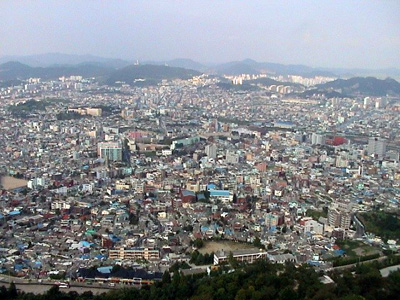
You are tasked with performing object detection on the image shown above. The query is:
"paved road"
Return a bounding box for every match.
[0,282,111,295]
[329,253,400,272]
[380,264,400,277]
[0,274,120,295]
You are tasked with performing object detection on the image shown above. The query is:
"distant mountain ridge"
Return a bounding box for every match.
[1,54,400,94]
[105,64,201,86]
[207,59,337,77]
[0,53,130,69]
[144,59,207,72]
[147,58,337,77]
[0,61,202,85]
[316,77,400,96]
[0,61,112,81]
[1,53,400,79]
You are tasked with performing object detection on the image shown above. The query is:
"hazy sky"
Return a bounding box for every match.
[1,0,399,69]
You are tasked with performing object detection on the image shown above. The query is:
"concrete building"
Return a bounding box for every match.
[86,108,102,116]
[368,137,387,159]
[170,136,200,150]
[304,219,324,235]
[205,144,217,159]
[108,247,160,261]
[226,150,239,164]
[328,202,352,230]
[213,249,268,265]
[98,142,123,162]
[267,253,297,264]
[311,133,325,145]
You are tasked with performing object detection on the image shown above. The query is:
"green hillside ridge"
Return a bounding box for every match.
[1,257,400,300]
[316,77,400,96]
[0,61,112,81]
[105,64,201,86]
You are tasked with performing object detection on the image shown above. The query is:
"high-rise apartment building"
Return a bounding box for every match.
[205,144,217,159]
[328,201,352,230]
[368,137,387,159]
[311,133,325,145]
[98,142,123,162]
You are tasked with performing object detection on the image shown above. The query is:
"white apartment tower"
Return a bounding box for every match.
[311,133,325,145]
[368,137,387,159]
[205,144,217,159]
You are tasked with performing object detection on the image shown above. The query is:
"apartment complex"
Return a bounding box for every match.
[98,142,123,162]
[328,202,352,230]
[109,248,160,261]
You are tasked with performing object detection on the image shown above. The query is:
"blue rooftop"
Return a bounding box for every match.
[207,183,217,190]
[201,226,210,232]
[224,229,233,235]
[197,193,206,200]
[97,266,113,274]
[9,210,21,216]
[210,190,230,197]
[182,190,195,197]
[109,234,121,242]
[79,241,93,248]
[307,260,321,266]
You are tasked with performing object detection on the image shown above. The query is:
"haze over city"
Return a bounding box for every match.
[1,0,400,69]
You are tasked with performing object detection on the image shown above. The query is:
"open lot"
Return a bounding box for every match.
[0,176,27,190]
[199,240,256,254]
[337,240,381,258]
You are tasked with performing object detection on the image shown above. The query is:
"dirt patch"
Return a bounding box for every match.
[199,241,256,254]
[353,247,380,256]
[0,176,27,190]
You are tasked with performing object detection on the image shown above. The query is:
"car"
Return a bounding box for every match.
[59,283,69,289]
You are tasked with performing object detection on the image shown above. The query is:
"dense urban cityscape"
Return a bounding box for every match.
[1,1,400,299]
[0,63,399,297]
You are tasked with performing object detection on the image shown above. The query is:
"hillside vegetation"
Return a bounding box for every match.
[1,259,400,300]
[358,211,400,241]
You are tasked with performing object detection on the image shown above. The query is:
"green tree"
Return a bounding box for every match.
[193,238,204,249]
[162,271,171,285]
[228,251,239,269]
[112,264,122,273]
[8,282,17,299]
[279,287,297,300]
[172,270,181,286]
[0,286,8,299]
[253,237,264,248]
[233,193,238,203]
[46,285,61,300]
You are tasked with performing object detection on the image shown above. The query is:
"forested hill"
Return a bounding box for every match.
[316,77,400,96]
[105,64,201,86]
[0,61,112,81]
[1,258,400,300]
[0,62,201,85]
